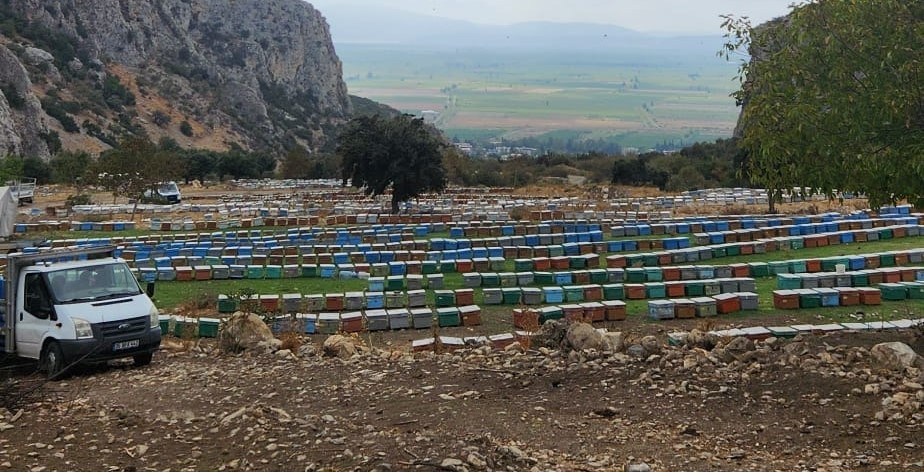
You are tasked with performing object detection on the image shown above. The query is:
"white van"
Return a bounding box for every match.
[144,181,182,204]
[1,246,161,378]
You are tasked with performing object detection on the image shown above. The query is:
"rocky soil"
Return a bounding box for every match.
[1,319,922,472]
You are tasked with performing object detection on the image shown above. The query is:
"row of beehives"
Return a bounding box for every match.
[161,304,483,338]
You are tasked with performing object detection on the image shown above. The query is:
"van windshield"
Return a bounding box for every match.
[158,182,179,194]
[46,262,142,304]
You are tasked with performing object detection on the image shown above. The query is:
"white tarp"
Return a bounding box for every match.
[0,186,16,238]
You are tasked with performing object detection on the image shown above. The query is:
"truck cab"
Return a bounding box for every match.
[1,246,161,378]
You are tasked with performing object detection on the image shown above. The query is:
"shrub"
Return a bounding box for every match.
[179,120,193,137]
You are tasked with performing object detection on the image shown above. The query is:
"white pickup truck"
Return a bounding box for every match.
[0,245,161,378]
[8,177,36,205]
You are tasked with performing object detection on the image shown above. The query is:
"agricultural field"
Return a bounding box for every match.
[339,44,741,150]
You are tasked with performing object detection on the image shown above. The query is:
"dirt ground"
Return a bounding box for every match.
[1,322,922,472]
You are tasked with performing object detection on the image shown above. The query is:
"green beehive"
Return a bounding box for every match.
[434,290,456,307]
[702,281,720,296]
[727,245,741,256]
[777,274,803,290]
[437,307,461,327]
[440,260,457,273]
[246,265,265,279]
[790,260,807,273]
[589,269,608,284]
[514,259,534,271]
[568,256,585,269]
[748,262,770,278]
[422,261,438,274]
[626,268,646,283]
[642,254,659,267]
[264,265,282,279]
[301,264,318,277]
[158,315,170,333]
[790,239,804,250]
[820,258,838,272]
[564,286,584,302]
[880,253,896,267]
[502,287,522,304]
[768,261,790,275]
[851,272,869,287]
[712,246,726,258]
[539,306,564,323]
[685,282,704,297]
[386,275,405,291]
[626,255,645,267]
[499,272,517,287]
[534,271,554,285]
[799,290,822,308]
[903,282,924,299]
[217,294,238,313]
[603,284,625,300]
[645,282,666,299]
[879,228,893,240]
[548,245,564,257]
[644,268,663,282]
[489,257,506,271]
[198,318,220,338]
[481,272,500,287]
[879,283,907,300]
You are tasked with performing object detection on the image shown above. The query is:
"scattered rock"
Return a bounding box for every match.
[870,342,924,370]
[640,335,660,355]
[625,463,651,472]
[323,335,360,358]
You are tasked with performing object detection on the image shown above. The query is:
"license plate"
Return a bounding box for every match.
[112,339,140,351]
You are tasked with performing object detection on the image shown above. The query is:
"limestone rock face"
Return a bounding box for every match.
[0,45,51,159]
[1,0,351,154]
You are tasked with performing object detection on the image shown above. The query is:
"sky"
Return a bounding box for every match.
[306,0,797,34]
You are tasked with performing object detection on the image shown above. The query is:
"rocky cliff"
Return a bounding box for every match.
[0,0,352,158]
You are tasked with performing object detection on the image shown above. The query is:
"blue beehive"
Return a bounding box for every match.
[543,286,564,304]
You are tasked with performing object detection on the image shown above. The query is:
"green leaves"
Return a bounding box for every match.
[338,114,448,214]
[723,0,923,209]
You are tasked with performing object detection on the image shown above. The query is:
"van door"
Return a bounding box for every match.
[15,273,55,359]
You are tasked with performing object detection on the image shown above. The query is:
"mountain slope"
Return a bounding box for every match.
[0,0,353,158]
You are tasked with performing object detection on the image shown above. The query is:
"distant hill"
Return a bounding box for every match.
[316,3,724,54]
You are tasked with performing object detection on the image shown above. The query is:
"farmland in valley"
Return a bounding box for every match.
[338,44,741,150]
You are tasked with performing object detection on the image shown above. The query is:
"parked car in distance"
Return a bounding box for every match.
[143,181,181,204]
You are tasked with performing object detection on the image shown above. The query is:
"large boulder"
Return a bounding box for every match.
[566,323,605,351]
[218,312,280,353]
[322,335,361,359]
[870,342,924,370]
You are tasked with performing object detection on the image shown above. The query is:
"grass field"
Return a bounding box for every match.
[150,234,924,332]
[338,45,740,149]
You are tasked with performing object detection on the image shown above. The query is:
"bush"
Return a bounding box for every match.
[179,120,193,137]
[65,193,92,207]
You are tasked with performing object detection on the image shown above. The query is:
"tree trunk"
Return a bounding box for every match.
[390,197,399,214]
[767,189,778,213]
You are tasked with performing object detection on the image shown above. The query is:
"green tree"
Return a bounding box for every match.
[22,157,52,184]
[95,137,184,213]
[721,1,924,210]
[338,115,447,213]
[51,151,93,188]
[280,145,311,179]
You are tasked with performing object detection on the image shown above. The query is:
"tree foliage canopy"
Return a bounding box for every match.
[722,0,924,209]
[338,115,447,213]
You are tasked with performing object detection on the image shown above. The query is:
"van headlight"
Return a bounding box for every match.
[73,318,93,339]
[149,306,160,329]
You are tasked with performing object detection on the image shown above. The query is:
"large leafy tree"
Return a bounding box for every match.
[338,114,448,213]
[94,137,184,213]
[722,0,924,209]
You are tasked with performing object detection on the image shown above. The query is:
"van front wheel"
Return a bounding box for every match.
[41,342,66,380]
[133,352,153,367]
